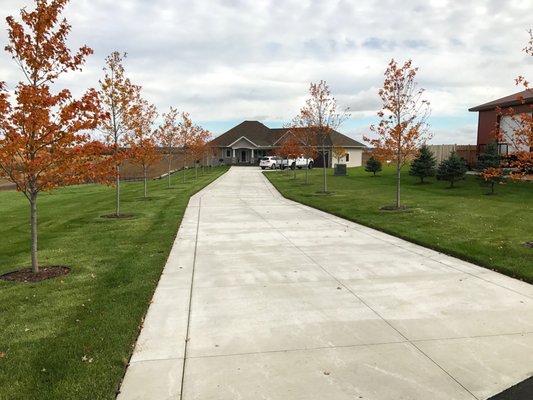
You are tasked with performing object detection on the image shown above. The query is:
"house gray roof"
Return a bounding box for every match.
[210,121,365,148]
[469,89,533,112]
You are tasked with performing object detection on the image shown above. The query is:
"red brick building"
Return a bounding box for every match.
[469,89,533,154]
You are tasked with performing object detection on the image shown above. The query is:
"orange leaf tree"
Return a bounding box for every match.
[333,145,347,164]
[0,0,106,273]
[178,112,195,183]
[497,30,533,180]
[98,51,141,215]
[126,94,160,199]
[293,127,319,184]
[157,107,180,188]
[277,132,302,178]
[364,59,431,209]
[178,112,208,183]
[291,81,348,192]
[190,126,211,178]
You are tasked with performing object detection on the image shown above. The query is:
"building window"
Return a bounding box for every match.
[226,149,231,158]
[345,153,350,162]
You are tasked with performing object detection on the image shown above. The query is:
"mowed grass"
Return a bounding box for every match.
[0,167,228,400]
[266,166,533,282]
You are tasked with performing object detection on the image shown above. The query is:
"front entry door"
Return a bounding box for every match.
[241,150,247,163]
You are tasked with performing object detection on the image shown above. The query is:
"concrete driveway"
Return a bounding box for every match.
[118,166,533,400]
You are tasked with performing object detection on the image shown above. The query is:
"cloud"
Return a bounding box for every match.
[0,0,531,142]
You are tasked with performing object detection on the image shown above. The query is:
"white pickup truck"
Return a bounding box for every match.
[280,156,314,170]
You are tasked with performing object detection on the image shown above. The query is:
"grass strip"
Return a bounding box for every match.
[0,167,228,400]
[266,166,533,283]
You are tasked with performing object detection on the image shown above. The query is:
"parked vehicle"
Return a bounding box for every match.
[259,156,281,170]
[280,156,314,170]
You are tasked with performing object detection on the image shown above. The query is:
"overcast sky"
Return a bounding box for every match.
[0,0,531,144]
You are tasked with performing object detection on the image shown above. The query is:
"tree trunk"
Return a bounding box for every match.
[167,154,172,188]
[396,158,401,209]
[143,166,147,199]
[183,154,186,183]
[322,142,327,193]
[305,165,309,185]
[30,191,39,273]
[115,165,120,216]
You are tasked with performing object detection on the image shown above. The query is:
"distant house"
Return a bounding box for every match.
[469,89,533,154]
[209,121,365,167]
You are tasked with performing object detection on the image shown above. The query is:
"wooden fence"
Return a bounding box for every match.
[363,144,479,169]
[427,145,478,168]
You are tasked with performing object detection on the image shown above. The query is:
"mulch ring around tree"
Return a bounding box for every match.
[0,266,70,283]
[380,205,412,212]
[100,213,134,219]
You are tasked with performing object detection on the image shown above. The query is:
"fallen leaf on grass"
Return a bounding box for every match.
[81,355,94,363]
[0,352,6,358]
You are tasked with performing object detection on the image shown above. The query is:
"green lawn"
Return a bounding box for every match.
[0,167,228,400]
[266,166,533,283]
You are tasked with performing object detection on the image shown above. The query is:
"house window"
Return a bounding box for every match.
[225,149,231,158]
[345,153,350,162]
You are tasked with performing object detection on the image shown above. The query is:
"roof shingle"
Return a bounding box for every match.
[210,121,365,148]
[469,89,533,112]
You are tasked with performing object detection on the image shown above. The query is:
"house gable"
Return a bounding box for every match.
[228,136,259,148]
[469,89,533,149]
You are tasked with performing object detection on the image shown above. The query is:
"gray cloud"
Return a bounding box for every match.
[0,0,531,140]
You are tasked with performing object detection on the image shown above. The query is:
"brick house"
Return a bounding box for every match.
[469,89,533,154]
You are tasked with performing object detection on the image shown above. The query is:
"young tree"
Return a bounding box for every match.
[178,112,205,183]
[292,81,348,193]
[365,59,431,208]
[497,31,533,180]
[126,95,160,199]
[436,151,467,188]
[98,51,140,215]
[477,141,502,195]
[409,144,437,184]
[292,127,319,184]
[365,156,382,177]
[157,107,180,188]
[278,133,302,178]
[333,145,347,164]
[190,126,210,179]
[0,0,106,273]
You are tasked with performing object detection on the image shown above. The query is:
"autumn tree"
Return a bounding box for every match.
[436,151,467,188]
[477,141,503,195]
[365,156,382,177]
[291,81,348,192]
[178,112,206,183]
[497,30,533,180]
[0,0,106,273]
[190,126,211,179]
[98,51,140,215]
[365,59,431,208]
[409,144,437,184]
[278,133,302,178]
[126,94,160,199]
[292,127,319,184]
[157,107,180,188]
[333,145,347,164]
